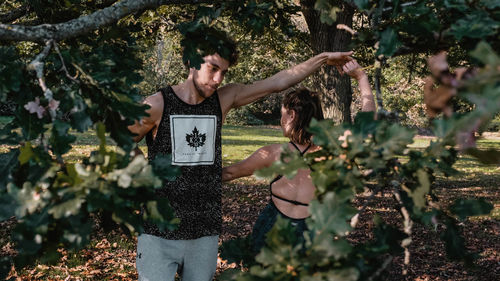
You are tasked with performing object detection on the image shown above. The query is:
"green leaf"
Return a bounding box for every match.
[255,145,308,180]
[308,118,345,149]
[312,234,352,260]
[444,0,468,12]
[479,0,500,9]
[450,198,493,221]
[469,41,500,67]
[352,111,377,136]
[0,256,11,280]
[50,120,76,156]
[151,154,181,182]
[48,197,85,219]
[18,141,34,165]
[440,218,474,262]
[145,198,179,232]
[96,122,107,153]
[8,182,46,217]
[354,0,370,11]
[308,190,357,236]
[0,193,17,221]
[324,268,359,281]
[70,110,93,132]
[464,148,500,164]
[0,150,19,190]
[220,235,255,267]
[402,169,430,213]
[450,11,499,40]
[377,28,401,57]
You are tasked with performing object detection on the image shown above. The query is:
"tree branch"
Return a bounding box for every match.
[392,187,413,276]
[27,40,54,97]
[373,60,385,111]
[0,0,220,42]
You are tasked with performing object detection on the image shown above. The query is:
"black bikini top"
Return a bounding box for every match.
[269,142,311,207]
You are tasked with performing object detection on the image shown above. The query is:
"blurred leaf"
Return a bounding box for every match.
[70,110,93,132]
[18,141,34,165]
[0,192,17,221]
[469,41,500,67]
[323,268,359,281]
[48,197,85,219]
[308,190,357,236]
[312,234,352,260]
[354,0,370,11]
[50,120,76,156]
[255,145,308,180]
[377,28,401,57]
[220,235,255,267]
[406,169,431,211]
[449,198,493,221]
[450,11,499,40]
[441,218,474,263]
[151,154,180,182]
[464,148,500,164]
[0,150,19,190]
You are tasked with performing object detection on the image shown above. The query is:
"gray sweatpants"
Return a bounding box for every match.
[136,234,219,281]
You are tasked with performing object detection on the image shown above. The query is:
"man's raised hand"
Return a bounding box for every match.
[325,51,353,73]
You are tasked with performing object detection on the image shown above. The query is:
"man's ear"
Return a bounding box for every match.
[289,109,296,121]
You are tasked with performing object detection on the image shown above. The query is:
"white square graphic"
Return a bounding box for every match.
[170,115,217,166]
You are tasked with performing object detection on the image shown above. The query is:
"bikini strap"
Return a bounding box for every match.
[268,142,312,207]
[289,142,312,155]
[271,193,309,207]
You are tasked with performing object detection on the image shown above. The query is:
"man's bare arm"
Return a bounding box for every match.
[127,92,163,143]
[218,51,353,118]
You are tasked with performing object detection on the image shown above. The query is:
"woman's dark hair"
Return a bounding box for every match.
[282,88,324,145]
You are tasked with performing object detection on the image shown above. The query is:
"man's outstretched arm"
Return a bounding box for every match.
[218,51,353,117]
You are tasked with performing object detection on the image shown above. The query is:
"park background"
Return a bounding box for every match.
[0,0,499,280]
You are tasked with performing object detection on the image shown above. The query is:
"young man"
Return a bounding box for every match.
[128,32,354,281]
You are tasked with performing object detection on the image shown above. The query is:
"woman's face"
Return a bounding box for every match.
[280,105,294,138]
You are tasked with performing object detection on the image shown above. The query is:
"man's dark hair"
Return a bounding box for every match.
[182,26,239,67]
[282,88,324,145]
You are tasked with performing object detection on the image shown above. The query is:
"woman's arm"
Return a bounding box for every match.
[222,144,280,182]
[342,60,376,112]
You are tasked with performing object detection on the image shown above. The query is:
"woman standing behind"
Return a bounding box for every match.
[222,60,375,252]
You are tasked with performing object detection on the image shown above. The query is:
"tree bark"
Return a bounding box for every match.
[300,0,354,123]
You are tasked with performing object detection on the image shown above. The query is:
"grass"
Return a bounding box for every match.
[222,125,287,165]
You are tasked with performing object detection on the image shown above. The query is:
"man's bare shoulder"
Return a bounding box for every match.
[143,91,164,121]
[144,91,163,106]
[218,83,244,95]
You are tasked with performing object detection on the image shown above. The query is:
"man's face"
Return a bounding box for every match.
[192,54,230,99]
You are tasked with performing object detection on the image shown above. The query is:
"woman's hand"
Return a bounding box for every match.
[342,59,367,81]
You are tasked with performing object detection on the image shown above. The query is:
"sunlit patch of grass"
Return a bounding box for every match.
[222,125,286,164]
[408,137,434,149]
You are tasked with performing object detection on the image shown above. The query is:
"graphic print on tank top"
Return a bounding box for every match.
[170,115,217,165]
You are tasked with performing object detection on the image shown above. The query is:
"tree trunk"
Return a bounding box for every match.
[300,0,354,123]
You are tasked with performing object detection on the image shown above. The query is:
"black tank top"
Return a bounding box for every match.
[144,86,222,240]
